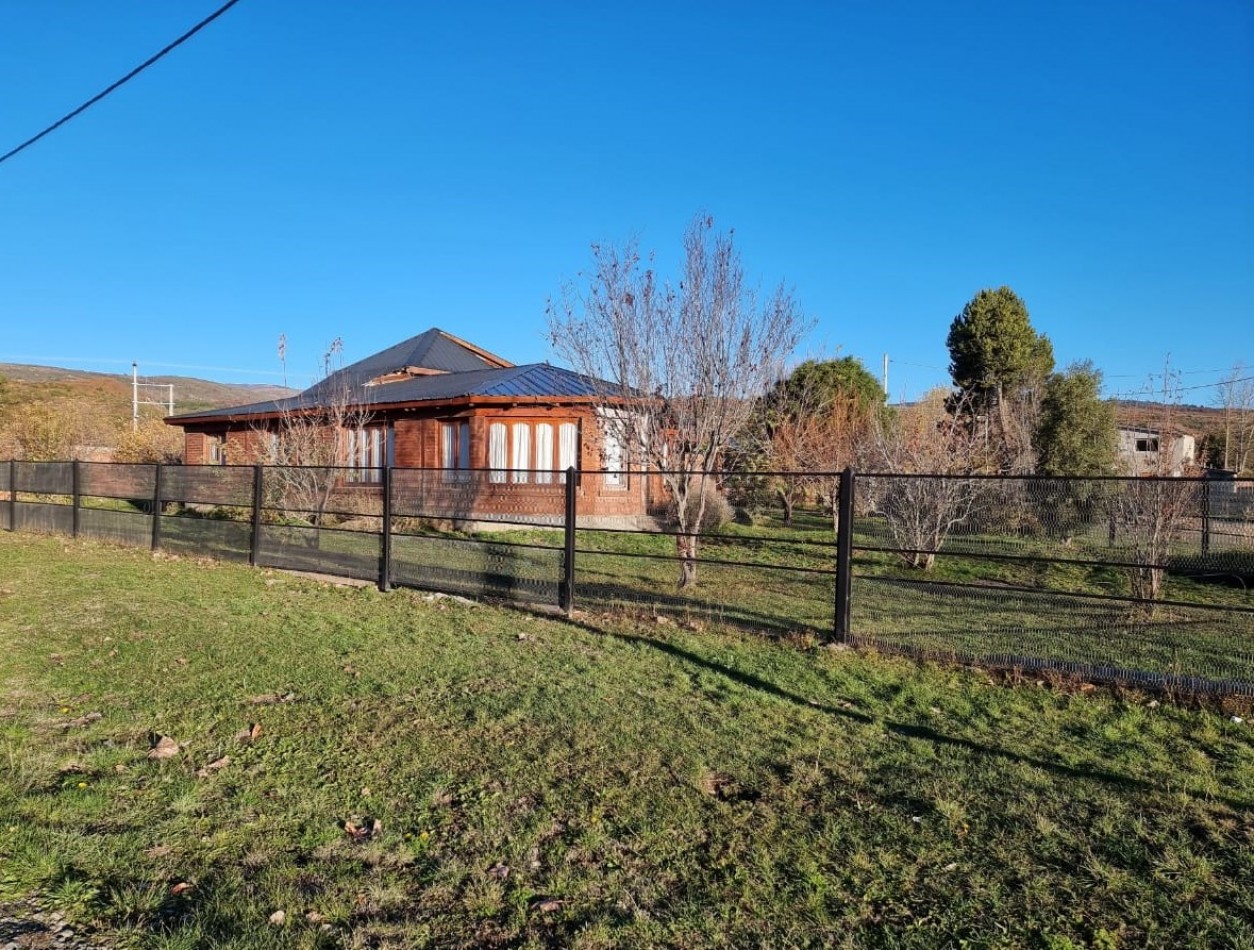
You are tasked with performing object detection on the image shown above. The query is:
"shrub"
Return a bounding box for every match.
[679,483,732,534]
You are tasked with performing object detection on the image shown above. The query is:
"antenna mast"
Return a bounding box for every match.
[131,362,175,429]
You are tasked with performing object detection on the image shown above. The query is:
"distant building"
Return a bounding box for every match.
[1117,426,1196,476]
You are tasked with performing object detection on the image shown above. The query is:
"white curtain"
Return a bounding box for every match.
[603,427,624,486]
[534,424,554,483]
[512,423,531,483]
[369,428,384,482]
[488,423,507,483]
[558,422,578,481]
[441,423,455,470]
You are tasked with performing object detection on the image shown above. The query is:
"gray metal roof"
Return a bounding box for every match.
[168,360,608,423]
[302,328,510,399]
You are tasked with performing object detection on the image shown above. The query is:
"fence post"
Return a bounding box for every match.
[9,459,16,531]
[71,460,81,539]
[379,465,393,592]
[249,464,264,567]
[560,466,577,615]
[833,467,855,643]
[1200,478,1211,557]
[151,463,163,551]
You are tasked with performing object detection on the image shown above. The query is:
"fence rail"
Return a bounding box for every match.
[3,460,1252,697]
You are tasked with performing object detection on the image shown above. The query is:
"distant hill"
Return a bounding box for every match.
[1112,399,1223,437]
[0,363,293,414]
[0,363,296,459]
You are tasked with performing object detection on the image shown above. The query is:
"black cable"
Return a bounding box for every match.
[0,0,244,167]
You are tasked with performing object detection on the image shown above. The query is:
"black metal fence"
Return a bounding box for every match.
[3,460,1252,696]
[848,472,1254,695]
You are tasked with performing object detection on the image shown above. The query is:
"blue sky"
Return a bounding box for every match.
[1,1,1250,403]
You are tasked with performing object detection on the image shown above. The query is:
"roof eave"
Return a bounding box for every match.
[165,393,623,427]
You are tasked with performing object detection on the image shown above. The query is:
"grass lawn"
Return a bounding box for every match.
[1,533,1253,948]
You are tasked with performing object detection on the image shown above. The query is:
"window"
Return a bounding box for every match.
[558,422,579,481]
[488,422,508,483]
[486,419,578,484]
[1136,438,1159,453]
[442,421,471,480]
[207,433,227,465]
[602,427,625,488]
[345,426,387,483]
[511,423,531,483]
[534,424,554,484]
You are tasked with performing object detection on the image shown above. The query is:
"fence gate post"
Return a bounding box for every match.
[151,463,164,551]
[9,459,16,531]
[249,464,264,567]
[834,467,855,643]
[379,465,393,592]
[560,466,577,615]
[71,460,81,539]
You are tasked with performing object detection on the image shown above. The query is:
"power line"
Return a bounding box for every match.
[1108,375,1254,400]
[0,0,244,167]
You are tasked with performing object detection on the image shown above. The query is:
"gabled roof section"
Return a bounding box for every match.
[306,328,512,398]
[166,363,613,424]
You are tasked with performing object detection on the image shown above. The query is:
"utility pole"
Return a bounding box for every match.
[882,353,889,398]
[132,361,139,431]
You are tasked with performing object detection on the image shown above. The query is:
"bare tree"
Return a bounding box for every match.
[1215,362,1254,474]
[254,338,376,524]
[760,370,875,534]
[548,214,807,587]
[867,388,987,569]
[1105,363,1204,606]
[1107,476,1200,603]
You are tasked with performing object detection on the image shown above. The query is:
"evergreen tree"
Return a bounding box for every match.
[775,357,885,416]
[947,286,1054,399]
[1034,361,1117,475]
[947,286,1054,472]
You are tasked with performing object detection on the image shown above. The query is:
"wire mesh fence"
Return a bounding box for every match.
[2,460,1252,696]
[851,473,1254,693]
[570,470,837,636]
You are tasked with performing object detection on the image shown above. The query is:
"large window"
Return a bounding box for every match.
[487,419,579,484]
[441,421,471,481]
[345,425,388,483]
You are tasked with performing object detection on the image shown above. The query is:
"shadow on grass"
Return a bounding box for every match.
[576,580,831,640]
[569,618,1254,812]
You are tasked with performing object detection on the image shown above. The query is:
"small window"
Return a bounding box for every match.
[558,422,579,482]
[488,422,507,483]
[207,433,227,465]
[602,427,626,488]
[511,423,531,484]
[442,421,471,481]
[534,424,554,484]
[1136,438,1159,453]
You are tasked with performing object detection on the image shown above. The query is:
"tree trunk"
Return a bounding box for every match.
[676,533,698,588]
[779,489,794,527]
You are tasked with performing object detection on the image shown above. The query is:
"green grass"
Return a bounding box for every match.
[11,497,1254,690]
[2,534,1254,948]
